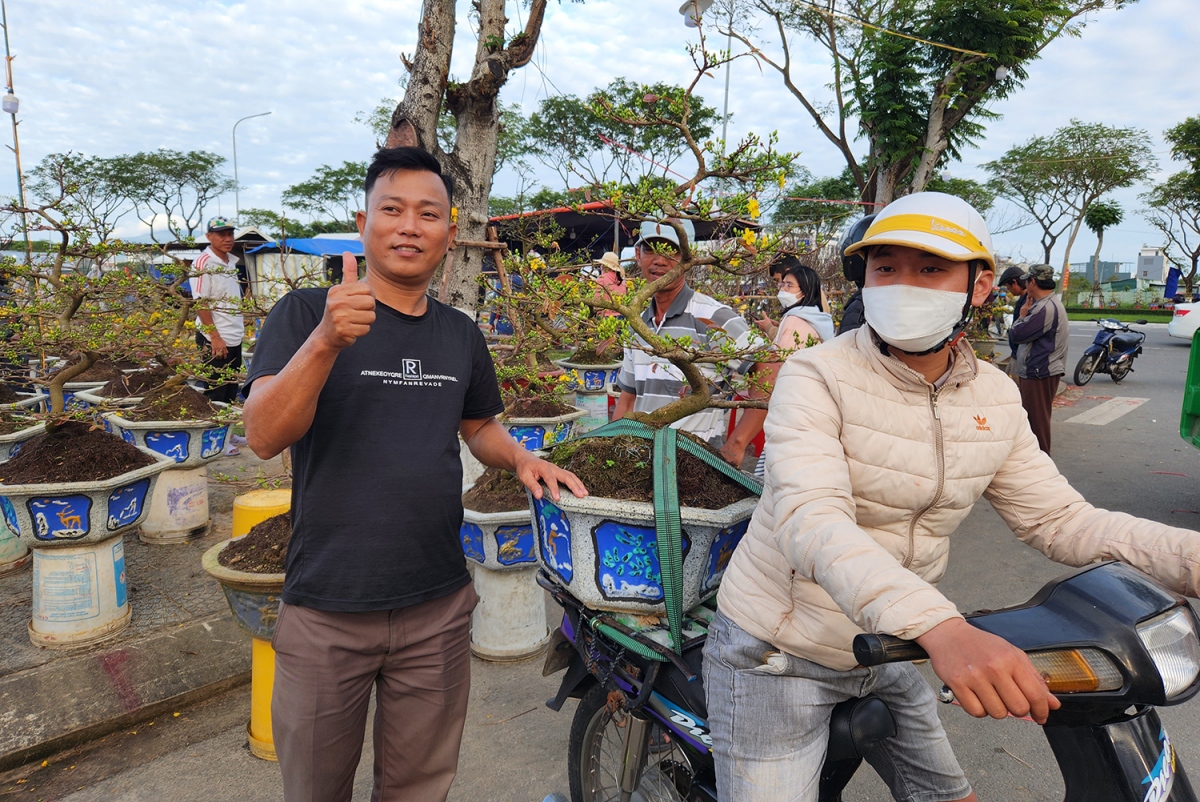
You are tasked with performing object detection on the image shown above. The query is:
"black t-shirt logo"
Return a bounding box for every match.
[403,359,423,381]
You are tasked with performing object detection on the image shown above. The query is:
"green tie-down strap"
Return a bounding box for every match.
[574,418,763,652]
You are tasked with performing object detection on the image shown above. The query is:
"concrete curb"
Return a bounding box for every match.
[0,613,251,772]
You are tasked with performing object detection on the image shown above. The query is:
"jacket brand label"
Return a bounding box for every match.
[973,415,990,431]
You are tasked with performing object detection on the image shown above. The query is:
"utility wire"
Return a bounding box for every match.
[788,0,991,58]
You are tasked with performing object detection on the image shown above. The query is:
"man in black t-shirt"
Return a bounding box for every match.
[243,147,585,802]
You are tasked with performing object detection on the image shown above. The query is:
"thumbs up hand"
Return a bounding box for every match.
[317,252,376,351]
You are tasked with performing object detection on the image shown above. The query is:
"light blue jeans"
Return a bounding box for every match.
[703,610,972,802]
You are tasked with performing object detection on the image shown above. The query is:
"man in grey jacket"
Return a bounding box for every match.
[1008,264,1069,454]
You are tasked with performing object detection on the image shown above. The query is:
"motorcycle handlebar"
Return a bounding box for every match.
[853,634,930,666]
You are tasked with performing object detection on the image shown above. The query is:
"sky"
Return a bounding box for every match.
[4,0,1198,271]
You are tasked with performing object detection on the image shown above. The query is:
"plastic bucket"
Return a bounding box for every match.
[30,534,130,648]
[140,466,210,544]
[573,391,610,434]
[231,489,291,540]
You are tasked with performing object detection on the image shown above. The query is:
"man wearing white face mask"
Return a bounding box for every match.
[704,192,1200,802]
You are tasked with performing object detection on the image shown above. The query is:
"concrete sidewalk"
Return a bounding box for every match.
[0,452,287,771]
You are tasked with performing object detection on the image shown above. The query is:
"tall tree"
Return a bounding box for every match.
[772,167,861,247]
[727,0,1131,205]
[987,120,1155,288]
[28,153,131,245]
[1083,198,1122,303]
[383,0,550,311]
[281,161,366,229]
[109,149,235,241]
[1143,116,1200,296]
[523,79,720,187]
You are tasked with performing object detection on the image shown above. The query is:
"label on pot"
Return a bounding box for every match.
[33,551,100,622]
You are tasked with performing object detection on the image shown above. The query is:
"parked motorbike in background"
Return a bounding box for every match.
[542,561,1200,802]
[1074,318,1148,385]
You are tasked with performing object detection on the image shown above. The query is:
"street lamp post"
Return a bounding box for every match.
[232,111,271,225]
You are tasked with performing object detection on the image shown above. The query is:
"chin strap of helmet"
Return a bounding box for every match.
[888,262,979,357]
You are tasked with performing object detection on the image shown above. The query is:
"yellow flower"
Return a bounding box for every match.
[742,229,756,248]
[747,199,760,220]
[778,173,787,189]
[730,257,742,268]
[450,207,459,223]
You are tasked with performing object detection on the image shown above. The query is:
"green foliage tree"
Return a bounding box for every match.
[108,149,235,242]
[488,186,574,218]
[986,120,1155,287]
[1139,116,1200,296]
[924,175,1000,215]
[281,161,366,229]
[772,167,860,247]
[728,0,1132,205]
[523,78,720,187]
[1083,198,1122,303]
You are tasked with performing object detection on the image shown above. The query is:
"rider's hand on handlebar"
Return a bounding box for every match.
[916,618,1061,724]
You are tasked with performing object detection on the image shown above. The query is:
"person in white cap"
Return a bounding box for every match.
[612,219,753,445]
[705,192,1200,802]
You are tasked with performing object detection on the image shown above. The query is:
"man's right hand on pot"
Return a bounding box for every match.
[318,252,376,350]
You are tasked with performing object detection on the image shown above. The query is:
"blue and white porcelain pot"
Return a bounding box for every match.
[502,406,586,452]
[202,540,285,640]
[528,491,758,615]
[0,448,175,548]
[555,359,622,394]
[102,406,235,469]
[460,503,538,572]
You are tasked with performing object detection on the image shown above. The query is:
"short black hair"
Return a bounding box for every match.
[768,260,787,277]
[364,147,454,207]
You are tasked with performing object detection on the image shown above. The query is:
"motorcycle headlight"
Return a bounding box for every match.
[1137,607,1200,699]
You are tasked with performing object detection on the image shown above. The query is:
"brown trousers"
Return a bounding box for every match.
[271,582,478,802]
[1019,375,1060,455]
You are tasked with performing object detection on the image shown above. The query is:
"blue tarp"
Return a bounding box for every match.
[246,238,363,256]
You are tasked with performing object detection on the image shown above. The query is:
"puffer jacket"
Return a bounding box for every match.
[718,324,1200,671]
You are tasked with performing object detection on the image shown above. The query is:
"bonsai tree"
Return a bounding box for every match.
[490,35,799,430]
[0,156,238,421]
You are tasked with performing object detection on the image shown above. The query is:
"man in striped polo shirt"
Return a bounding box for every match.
[190,217,245,405]
[613,219,753,444]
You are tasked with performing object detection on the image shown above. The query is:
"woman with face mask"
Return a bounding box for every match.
[705,192,1200,802]
[720,259,833,469]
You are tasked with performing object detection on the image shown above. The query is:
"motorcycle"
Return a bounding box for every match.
[542,561,1200,802]
[1074,318,1148,386]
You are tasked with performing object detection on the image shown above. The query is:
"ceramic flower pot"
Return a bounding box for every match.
[460,504,537,571]
[529,491,758,615]
[201,540,286,641]
[555,359,622,394]
[502,406,586,452]
[0,448,175,548]
[1,391,48,413]
[0,422,47,462]
[102,407,234,468]
[74,388,141,409]
[460,488,548,661]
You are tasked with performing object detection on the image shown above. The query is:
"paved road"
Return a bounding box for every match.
[4,321,1199,802]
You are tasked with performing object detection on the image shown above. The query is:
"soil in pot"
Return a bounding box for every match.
[0,421,156,484]
[125,384,220,422]
[549,434,754,510]
[50,357,125,383]
[217,513,291,573]
[0,409,36,435]
[0,385,20,404]
[463,467,528,513]
[568,347,621,365]
[505,397,575,418]
[102,368,171,398]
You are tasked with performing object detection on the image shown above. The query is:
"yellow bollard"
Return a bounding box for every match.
[248,636,278,760]
[232,488,292,539]
[232,488,290,761]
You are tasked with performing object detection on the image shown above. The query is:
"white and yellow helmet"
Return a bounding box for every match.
[844,192,995,270]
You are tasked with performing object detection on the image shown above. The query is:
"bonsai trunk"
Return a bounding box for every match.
[46,351,98,422]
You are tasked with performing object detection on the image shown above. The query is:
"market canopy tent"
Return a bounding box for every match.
[244,238,365,299]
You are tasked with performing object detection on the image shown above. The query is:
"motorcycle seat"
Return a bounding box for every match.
[826,695,897,761]
[1113,332,1142,351]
